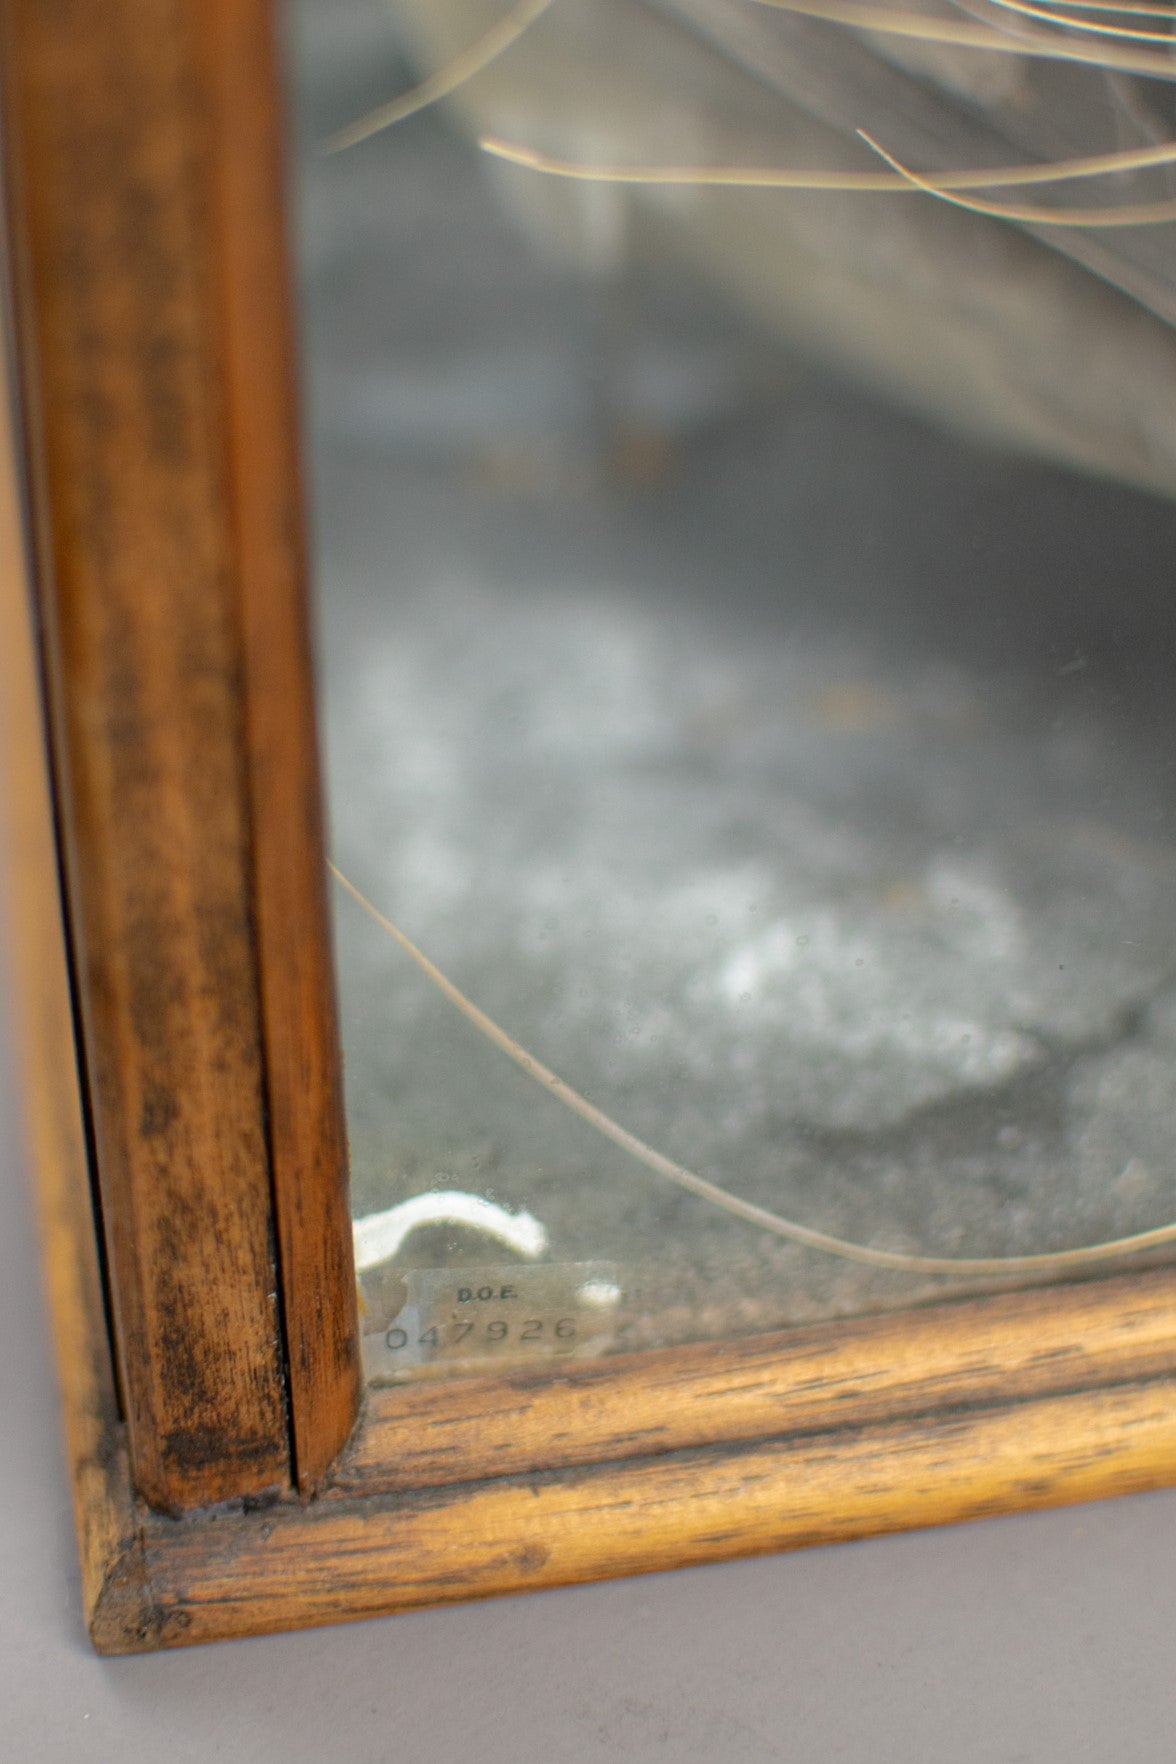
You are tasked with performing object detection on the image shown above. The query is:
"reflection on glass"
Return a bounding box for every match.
[286,0,1176,1381]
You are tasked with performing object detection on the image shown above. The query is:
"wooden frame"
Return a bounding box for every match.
[3,0,1176,1654]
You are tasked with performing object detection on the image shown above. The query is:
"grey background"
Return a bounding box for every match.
[3,969,1176,1758]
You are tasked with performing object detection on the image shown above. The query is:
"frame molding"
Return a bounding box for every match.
[1,0,358,1511]
[39,1092,1176,1652]
[3,0,1176,1654]
[341,1270,1176,1493]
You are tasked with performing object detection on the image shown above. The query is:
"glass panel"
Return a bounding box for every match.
[286,0,1176,1381]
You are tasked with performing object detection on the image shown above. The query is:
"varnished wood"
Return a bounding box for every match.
[1,0,294,1509]
[340,1270,1176,1493]
[0,306,140,1633]
[201,0,360,1491]
[8,0,1176,1656]
[92,1373,1176,1650]
[14,768,1176,1654]
[21,1014,1176,1662]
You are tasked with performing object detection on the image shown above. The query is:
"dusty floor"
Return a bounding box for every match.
[289,1,1176,1373]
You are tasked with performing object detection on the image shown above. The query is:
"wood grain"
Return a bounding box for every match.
[8,0,1176,1655]
[15,811,1176,1659]
[0,297,140,1638]
[1,0,292,1510]
[93,1373,1176,1651]
[201,0,360,1491]
[340,1269,1176,1493]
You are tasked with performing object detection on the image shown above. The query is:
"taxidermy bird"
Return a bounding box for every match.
[338,0,1176,495]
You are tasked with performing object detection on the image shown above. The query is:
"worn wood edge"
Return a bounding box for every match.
[89,1371,1176,1651]
[340,1267,1176,1492]
[1,0,293,1509]
[0,305,141,1649]
[204,0,359,1491]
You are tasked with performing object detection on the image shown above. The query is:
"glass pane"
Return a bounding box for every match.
[286,0,1176,1382]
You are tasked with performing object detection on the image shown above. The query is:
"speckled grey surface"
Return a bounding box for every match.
[289,0,1176,1355]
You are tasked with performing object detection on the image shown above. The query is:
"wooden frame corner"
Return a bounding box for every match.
[4,0,1176,1657]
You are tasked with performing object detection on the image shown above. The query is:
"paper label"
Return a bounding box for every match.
[360,1261,623,1381]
